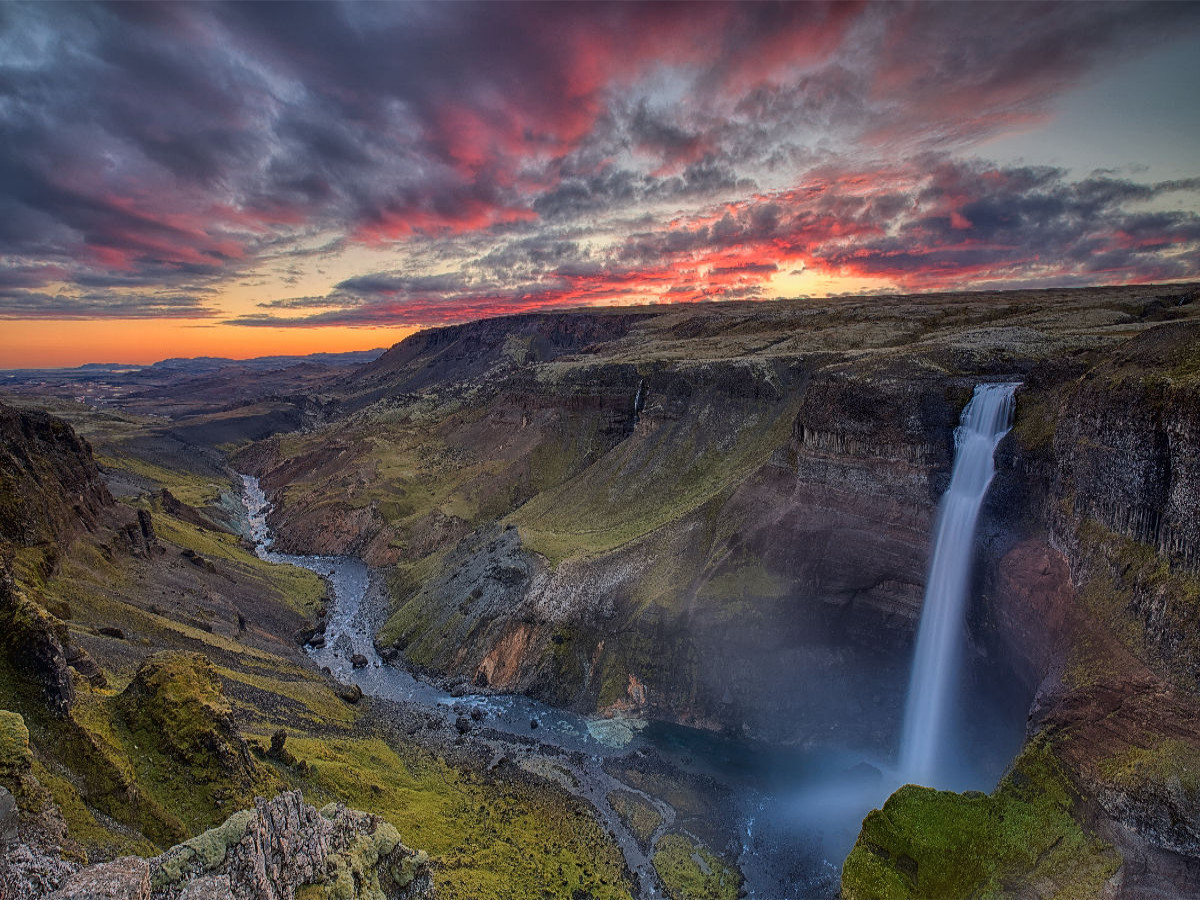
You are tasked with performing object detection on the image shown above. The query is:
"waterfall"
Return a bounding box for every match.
[898,382,1019,787]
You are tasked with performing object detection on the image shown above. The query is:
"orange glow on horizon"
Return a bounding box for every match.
[0,319,420,369]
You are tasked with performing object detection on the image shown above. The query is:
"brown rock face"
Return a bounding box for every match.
[1039,677,1200,859]
[987,539,1077,690]
[474,622,540,690]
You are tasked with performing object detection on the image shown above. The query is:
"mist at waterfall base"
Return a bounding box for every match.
[705,383,1027,896]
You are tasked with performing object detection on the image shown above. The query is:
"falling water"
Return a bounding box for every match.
[898,382,1019,787]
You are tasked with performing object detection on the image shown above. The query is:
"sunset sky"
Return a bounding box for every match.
[2,1,1199,367]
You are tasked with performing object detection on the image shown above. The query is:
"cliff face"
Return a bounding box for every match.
[239,284,1200,895]
[306,354,966,744]
[843,317,1200,898]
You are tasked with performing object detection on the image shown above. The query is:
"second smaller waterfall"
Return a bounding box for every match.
[898,382,1019,787]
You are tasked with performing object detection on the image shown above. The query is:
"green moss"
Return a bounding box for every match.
[611,767,710,823]
[302,813,428,900]
[117,652,282,836]
[30,758,156,858]
[93,452,223,507]
[653,833,741,900]
[0,709,32,778]
[1011,391,1056,453]
[1099,738,1200,799]
[514,392,798,565]
[1067,519,1200,688]
[841,741,1120,900]
[152,807,255,889]
[217,665,356,728]
[608,790,662,849]
[597,658,630,708]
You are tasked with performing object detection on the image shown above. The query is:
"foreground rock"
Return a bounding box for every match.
[47,790,435,900]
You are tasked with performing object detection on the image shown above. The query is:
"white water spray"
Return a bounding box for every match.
[898,382,1019,787]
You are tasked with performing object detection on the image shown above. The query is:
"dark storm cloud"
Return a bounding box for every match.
[0,290,217,320]
[809,165,1200,287]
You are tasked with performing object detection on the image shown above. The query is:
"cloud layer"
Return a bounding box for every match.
[1,1,1198,328]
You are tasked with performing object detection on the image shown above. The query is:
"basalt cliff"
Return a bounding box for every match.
[234,282,1200,897]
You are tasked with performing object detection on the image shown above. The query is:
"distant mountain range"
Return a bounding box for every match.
[2,348,387,378]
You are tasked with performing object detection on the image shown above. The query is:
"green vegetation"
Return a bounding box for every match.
[1010,390,1057,453]
[152,511,327,617]
[513,392,801,565]
[841,741,1120,900]
[607,790,662,849]
[1099,738,1200,801]
[652,833,741,900]
[0,708,31,779]
[152,807,255,889]
[96,451,225,507]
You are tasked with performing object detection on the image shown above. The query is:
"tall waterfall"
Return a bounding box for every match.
[898,382,1019,786]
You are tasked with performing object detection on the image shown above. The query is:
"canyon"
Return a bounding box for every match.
[2,281,1199,899]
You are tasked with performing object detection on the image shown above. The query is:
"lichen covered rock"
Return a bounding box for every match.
[149,790,434,900]
[51,856,151,899]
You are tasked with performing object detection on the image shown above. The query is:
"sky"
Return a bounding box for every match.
[1,1,1199,367]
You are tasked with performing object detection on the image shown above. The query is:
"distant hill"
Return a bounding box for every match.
[1,348,386,377]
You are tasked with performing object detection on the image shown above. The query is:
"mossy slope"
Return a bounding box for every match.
[842,742,1119,900]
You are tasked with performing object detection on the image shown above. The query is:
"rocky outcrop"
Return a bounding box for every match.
[369,359,966,743]
[1049,323,1200,572]
[348,308,651,401]
[118,652,258,789]
[51,857,151,900]
[151,791,434,900]
[0,401,112,556]
[0,569,75,716]
[42,791,435,900]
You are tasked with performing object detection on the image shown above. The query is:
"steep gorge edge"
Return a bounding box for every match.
[239,288,1200,897]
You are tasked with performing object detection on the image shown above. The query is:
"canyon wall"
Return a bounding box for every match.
[245,289,1199,751]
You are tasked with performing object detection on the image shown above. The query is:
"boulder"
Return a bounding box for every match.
[50,857,150,900]
[66,644,107,688]
[337,683,364,705]
[118,652,257,788]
